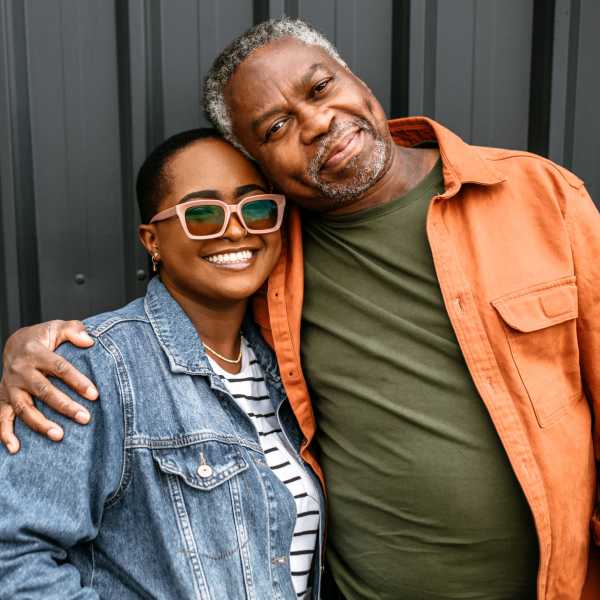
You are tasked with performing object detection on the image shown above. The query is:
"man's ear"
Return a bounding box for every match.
[138,224,159,257]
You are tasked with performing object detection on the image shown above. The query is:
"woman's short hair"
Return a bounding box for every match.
[136,127,221,224]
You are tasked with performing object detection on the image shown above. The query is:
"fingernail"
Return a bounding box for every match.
[75,410,90,424]
[48,427,63,441]
[84,386,98,400]
[7,442,18,454]
[80,332,93,344]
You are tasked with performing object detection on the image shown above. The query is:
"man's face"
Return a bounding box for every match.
[224,37,392,212]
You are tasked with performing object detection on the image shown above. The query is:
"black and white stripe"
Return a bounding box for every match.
[208,338,320,599]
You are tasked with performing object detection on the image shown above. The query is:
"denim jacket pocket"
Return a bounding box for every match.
[491,277,582,428]
[152,440,251,561]
[153,440,248,491]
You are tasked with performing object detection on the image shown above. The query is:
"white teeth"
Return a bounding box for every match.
[205,250,253,264]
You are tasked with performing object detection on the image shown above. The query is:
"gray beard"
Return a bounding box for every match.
[307,118,390,206]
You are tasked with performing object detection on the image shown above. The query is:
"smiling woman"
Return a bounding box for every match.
[0,128,324,600]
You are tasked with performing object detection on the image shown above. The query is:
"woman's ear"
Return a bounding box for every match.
[138,224,159,257]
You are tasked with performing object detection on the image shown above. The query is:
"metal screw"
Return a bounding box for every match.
[136,269,147,281]
[74,273,85,285]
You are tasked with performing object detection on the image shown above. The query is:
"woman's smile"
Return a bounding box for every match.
[139,136,283,306]
[202,247,258,269]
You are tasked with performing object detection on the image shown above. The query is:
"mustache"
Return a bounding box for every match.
[310,118,374,173]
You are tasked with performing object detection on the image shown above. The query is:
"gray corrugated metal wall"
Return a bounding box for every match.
[1,0,599,348]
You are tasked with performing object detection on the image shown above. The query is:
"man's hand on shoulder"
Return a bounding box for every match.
[0,320,99,453]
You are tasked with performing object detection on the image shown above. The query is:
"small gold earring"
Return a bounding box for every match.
[151,252,160,272]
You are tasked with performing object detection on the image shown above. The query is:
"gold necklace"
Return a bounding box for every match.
[203,339,242,364]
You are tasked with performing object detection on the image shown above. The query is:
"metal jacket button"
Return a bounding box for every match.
[197,464,213,478]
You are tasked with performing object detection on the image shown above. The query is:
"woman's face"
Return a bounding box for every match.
[140,137,282,307]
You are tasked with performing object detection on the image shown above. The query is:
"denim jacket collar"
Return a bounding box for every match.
[144,277,281,388]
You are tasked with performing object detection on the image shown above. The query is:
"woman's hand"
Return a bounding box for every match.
[0,320,99,453]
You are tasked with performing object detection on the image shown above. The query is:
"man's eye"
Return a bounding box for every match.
[313,78,332,95]
[266,119,286,140]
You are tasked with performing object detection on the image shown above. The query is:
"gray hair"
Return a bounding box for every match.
[203,17,348,155]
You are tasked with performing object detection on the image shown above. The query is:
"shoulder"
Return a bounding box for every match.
[55,297,151,377]
[83,296,149,337]
[476,146,584,190]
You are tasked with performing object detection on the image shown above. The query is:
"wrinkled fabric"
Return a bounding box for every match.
[0,278,325,599]
[253,117,600,599]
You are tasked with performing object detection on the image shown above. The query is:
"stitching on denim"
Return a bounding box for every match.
[88,315,149,337]
[96,335,134,509]
[153,453,250,492]
[167,474,211,598]
[90,542,96,587]
[229,471,255,598]
[126,433,262,453]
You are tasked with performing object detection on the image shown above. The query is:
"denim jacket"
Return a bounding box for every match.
[0,278,325,599]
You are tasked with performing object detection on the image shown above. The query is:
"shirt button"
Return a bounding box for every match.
[197,464,213,478]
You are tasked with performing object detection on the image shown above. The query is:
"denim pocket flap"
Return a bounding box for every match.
[491,277,577,332]
[152,441,249,491]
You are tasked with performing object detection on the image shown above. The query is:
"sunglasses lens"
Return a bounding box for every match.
[184,205,225,236]
[241,199,279,231]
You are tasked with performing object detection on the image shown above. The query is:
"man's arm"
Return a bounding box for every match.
[0,339,123,599]
[565,185,600,544]
[0,320,99,453]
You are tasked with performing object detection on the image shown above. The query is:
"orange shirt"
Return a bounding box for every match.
[253,117,600,599]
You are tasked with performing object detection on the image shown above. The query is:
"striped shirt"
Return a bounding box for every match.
[208,337,320,599]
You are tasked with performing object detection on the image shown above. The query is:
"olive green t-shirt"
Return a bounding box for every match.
[301,160,538,600]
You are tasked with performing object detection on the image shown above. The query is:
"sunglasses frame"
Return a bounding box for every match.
[150,194,286,240]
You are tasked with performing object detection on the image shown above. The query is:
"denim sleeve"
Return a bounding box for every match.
[0,337,125,599]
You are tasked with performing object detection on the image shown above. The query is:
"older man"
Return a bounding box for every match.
[2,18,600,600]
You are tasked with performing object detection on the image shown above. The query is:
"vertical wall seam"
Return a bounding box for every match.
[115,0,139,301]
[563,0,580,168]
[285,0,299,19]
[5,0,40,328]
[468,2,478,143]
[144,0,164,153]
[253,0,269,25]
[390,1,410,118]
[423,0,437,117]
[528,0,556,156]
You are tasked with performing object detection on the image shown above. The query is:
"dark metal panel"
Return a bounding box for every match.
[527,0,556,156]
[115,0,155,302]
[410,0,533,149]
[569,0,600,204]
[25,0,125,321]
[197,0,254,124]
[0,1,22,340]
[390,0,410,119]
[548,0,572,167]
[408,0,438,117]
[297,0,336,41]
[471,0,533,149]
[265,0,286,19]
[334,0,393,116]
[160,0,203,136]
[0,0,39,339]
[433,0,476,139]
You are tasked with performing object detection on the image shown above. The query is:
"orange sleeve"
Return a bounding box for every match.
[566,185,600,544]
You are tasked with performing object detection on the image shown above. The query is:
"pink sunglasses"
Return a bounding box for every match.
[150,194,286,240]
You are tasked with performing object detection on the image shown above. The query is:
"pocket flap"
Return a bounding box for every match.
[152,440,248,491]
[491,279,578,332]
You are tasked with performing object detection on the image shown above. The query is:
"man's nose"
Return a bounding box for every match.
[298,105,335,145]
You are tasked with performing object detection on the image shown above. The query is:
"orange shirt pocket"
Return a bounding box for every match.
[491,277,582,428]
